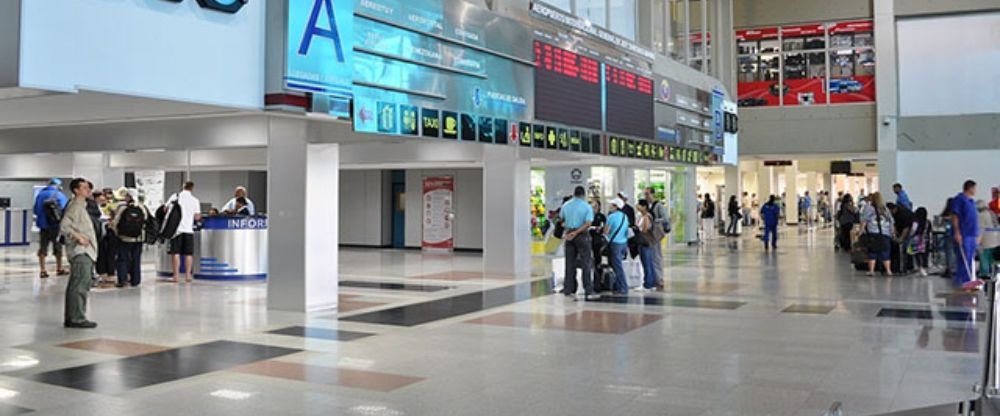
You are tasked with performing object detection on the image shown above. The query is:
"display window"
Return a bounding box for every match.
[690,32,711,72]
[735,19,875,107]
[736,27,780,107]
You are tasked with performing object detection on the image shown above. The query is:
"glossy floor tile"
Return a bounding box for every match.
[338,280,452,292]
[0,403,32,416]
[0,227,988,416]
[266,326,374,342]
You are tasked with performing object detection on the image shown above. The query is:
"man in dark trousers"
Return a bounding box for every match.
[888,202,915,273]
[560,186,597,300]
[952,180,980,290]
[33,178,69,278]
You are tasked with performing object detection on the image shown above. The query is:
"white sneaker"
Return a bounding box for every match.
[919,268,928,277]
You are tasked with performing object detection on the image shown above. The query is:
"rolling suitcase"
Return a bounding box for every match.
[595,263,614,293]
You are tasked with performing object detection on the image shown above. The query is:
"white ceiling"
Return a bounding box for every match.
[0,89,242,129]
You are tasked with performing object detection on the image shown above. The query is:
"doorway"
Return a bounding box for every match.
[390,170,406,248]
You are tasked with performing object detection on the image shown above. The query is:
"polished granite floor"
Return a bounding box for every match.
[0,227,986,415]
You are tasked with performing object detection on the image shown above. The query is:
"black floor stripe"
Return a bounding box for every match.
[267,326,374,341]
[25,341,300,394]
[589,295,745,310]
[877,308,984,322]
[340,279,552,327]
[339,280,452,292]
[782,304,835,314]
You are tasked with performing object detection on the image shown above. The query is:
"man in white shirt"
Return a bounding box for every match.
[170,181,202,283]
[222,186,255,215]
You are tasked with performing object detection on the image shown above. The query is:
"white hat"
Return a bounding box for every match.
[610,198,625,209]
[616,191,628,200]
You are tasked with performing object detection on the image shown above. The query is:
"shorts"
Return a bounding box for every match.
[169,233,195,256]
[37,228,63,257]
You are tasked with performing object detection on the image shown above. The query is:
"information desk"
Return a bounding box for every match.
[156,215,268,281]
[0,209,29,247]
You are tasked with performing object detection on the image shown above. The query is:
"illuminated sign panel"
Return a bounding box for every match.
[421,109,441,138]
[286,0,354,96]
[606,65,654,138]
[533,41,603,130]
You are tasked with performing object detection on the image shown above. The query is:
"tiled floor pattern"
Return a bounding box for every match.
[0,227,989,415]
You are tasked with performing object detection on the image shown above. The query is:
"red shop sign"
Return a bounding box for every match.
[736,27,779,41]
[829,20,873,34]
[781,23,825,37]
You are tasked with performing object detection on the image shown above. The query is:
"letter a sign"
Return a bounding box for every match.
[285,0,354,97]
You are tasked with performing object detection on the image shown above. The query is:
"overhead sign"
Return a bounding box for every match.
[286,0,355,96]
[162,0,247,13]
[529,2,656,61]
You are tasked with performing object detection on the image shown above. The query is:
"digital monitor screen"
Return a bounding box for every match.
[421,108,440,138]
[606,65,654,138]
[460,114,476,141]
[478,116,494,143]
[400,105,419,136]
[533,41,603,130]
[494,119,509,144]
[441,111,459,139]
[590,133,602,154]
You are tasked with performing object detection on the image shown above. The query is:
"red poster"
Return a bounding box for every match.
[829,20,873,34]
[781,23,825,37]
[783,77,828,106]
[737,81,781,107]
[828,75,876,103]
[422,176,454,251]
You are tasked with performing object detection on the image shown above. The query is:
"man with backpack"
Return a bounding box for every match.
[111,190,150,288]
[644,187,669,286]
[33,178,69,279]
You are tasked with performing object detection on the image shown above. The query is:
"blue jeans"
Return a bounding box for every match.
[608,243,628,294]
[763,224,777,248]
[954,236,979,287]
[943,233,957,275]
[116,242,143,286]
[639,245,656,289]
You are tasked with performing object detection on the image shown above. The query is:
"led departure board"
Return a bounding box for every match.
[533,41,603,130]
[606,65,654,138]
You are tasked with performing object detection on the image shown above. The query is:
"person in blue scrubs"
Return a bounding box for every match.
[951,180,980,290]
[760,195,780,250]
[893,183,913,211]
[560,186,597,300]
[604,198,630,295]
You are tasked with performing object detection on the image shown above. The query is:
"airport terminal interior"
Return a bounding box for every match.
[0,0,999,415]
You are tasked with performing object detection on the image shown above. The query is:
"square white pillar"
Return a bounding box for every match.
[266,118,339,312]
[785,163,799,225]
[757,163,772,199]
[684,166,699,243]
[482,146,531,277]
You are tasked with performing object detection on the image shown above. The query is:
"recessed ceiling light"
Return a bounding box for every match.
[0,388,19,400]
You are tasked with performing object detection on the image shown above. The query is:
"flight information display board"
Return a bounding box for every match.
[605,65,654,138]
[533,41,603,130]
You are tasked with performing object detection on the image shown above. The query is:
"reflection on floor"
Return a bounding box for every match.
[0,227,987,415]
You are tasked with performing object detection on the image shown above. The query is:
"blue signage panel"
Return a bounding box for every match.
[286,0,355,97]
[202,216,269,230]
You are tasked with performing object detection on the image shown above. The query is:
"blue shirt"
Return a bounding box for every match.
[896,190,913,211]
[33,185,68,230]
[951,193,979,237]
[605,210,629,244]
[761,203,780,227]
[803,196,812,209]
[559,198,594,229]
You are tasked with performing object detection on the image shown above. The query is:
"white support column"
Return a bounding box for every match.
[266,118,339,312]
[482,146,532,277]
[875,0,899,195]
[757,163,772,200]
[72,152,122,187]
[619,167,636,201]
[724,164,741,232]
[684,166,698,243]
[806,171,819,200]
[785,163,799,225]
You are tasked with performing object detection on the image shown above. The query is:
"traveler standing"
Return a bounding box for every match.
[760,195,780,250]
[940,198,957,279]
[33,178,69,278]
[616,192,640,281]
[61,178,98,329]
[802,192,813,226]
[635,200,657,292]
[559,186,597,300]
[644,187,667,285]
[910,207,932,277]
[222,186,256,215]
[861,192,895,277]
[888,202,915,273]
[589,200,607,273]
[951,180,980,290]
[751,193,760,226]
[990,187,1000,219]
[604,198,630,295]
[701,194,716,239]
[93,191,116,284]
[170,181,202,283]
[727,195,740,236]
[836,194,859,251]
[741,192,752,227]
[111,191,148,288]
[977,200,999,279]
[893,183,913,211]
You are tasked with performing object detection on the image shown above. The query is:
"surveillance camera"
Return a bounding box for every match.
[882,117,891,126]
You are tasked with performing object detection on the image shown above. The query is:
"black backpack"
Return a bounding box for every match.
[157,199,182,241]
[117,205,145,238]
[42,196,63,230]
[143,211,161,245]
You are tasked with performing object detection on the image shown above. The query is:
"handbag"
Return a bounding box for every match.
[600,216,627,256]
[858,210,888,252]
[553,219,565,240]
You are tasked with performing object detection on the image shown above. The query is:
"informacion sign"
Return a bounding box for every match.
[286,0,355,96]
[422,176,454,251]
[533,41,603,131]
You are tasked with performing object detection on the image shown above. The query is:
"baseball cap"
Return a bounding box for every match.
[49,178,62,186]
[610,198,625,209]
[616,191,628,200]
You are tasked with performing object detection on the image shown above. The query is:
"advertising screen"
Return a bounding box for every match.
[606,65,654,138]
[533,41,603,130]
